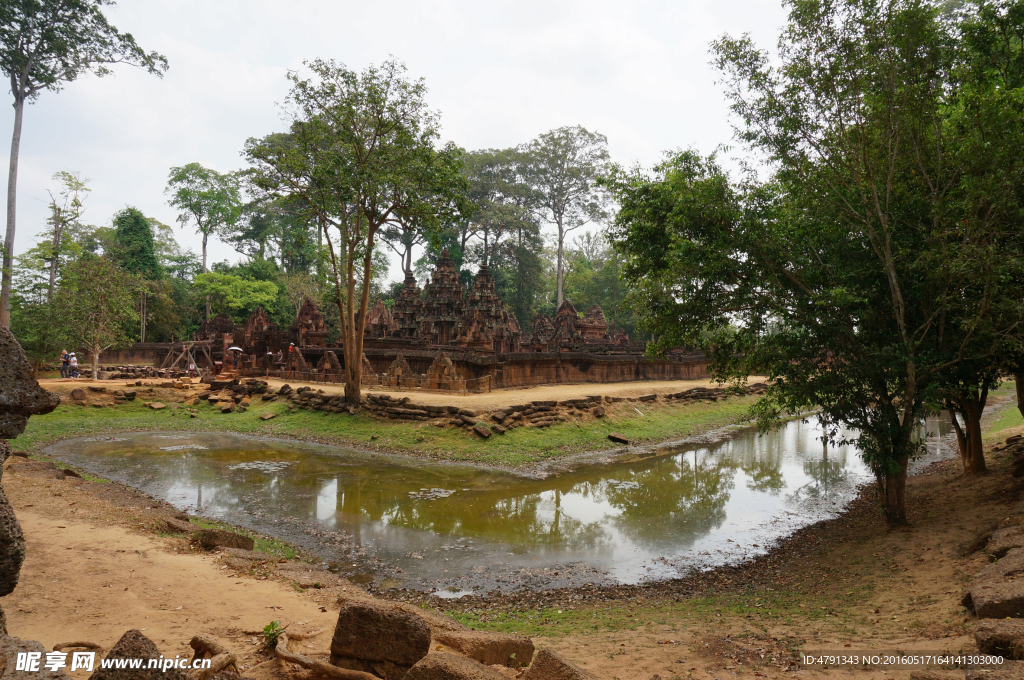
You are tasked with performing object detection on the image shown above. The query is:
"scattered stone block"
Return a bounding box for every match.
[638,394,657,401]
[87,386,107,393]
[148,402,166,410]
[491,425,506,435]
[330,600,431,669]
[522,649,598,680]
[971,581,1024,618]
[259,412,277,421]
[592,406,606,417]
[976,619,1024,659]
[221,557,252,572]
[432,629,534,667]
[976,548,1024,583]
[123,391,137,401]
[198,529,254,551]
[988,527,1024,559]
[473,425,492,439]
[221,404,234,414]
[261,394,276,401]
[70,388,86,400]
[608,433,629,444]
[405,653,507,680]
[220,547,269,561]
[91,629,192,679]
[164,517,195,534]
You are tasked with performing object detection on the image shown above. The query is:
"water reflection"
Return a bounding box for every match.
[47,417,951,588]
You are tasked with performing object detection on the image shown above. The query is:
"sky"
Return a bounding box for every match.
[4,0,789,282]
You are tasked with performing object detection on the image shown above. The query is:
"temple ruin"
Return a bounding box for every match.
[95,251,707,390]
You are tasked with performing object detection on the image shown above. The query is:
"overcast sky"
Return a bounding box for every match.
[4,0,788,282]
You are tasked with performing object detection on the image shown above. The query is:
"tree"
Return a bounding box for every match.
[520,126,609,308]
[192,272,278,324]
[608,0,1024,526]
[0,0,166,328]
[166,163,242,319]
[53,255,138,378]
[111,206,161,280]
[246,58,465,403]
[43,170,88,303]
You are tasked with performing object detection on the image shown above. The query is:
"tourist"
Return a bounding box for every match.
[59,350,69,379]
[68,353,79,378]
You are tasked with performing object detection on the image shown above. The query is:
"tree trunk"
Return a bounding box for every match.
[91,341,100,380]
[202,233,211,321]
[1016,368,1024,420]
[878,455,909,527]
[0,96,25,329]
[47,212,63,305]
[555,218,564,308]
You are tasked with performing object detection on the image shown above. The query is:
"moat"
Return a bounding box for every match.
[45,417,951,596]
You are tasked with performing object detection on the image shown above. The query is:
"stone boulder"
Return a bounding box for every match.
[164,517,195,534]
[197,529,254,551]
[330,600,431,677]
[432,629,534,667]
[970,581,1024,619]
[89,629,191,680]
[70,388,86,401]
[404,653,507,680]
[0,442,24,597]
[976,619,1024,659]
[0,327,59,438]
[0,632,68,678]
[522,649,598,680]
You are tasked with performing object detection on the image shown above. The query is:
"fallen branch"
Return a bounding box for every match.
[52,642,102,652]
[275,631,376,680]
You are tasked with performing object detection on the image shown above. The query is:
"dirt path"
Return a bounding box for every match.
[38,376,754,411]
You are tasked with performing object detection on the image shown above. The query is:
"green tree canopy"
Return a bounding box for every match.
[111,207,161,280]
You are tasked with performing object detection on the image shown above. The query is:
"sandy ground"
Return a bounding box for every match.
[4,394,1020,680]
[37,376,752,411]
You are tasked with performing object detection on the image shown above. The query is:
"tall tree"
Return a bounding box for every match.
[53,255,138,379]
[43,170,88,303]
[608,0,1024,526]
[165,163,241,319]
[0,0,166,328]
[520,126,609,308]
[111,206,160,279]
[246,58,465,403]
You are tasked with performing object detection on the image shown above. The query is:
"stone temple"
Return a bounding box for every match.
[96,250,708,389]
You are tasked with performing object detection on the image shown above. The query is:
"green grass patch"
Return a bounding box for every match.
[445,589,847,637]
[984,381,1021,443]
[12,391,758,467]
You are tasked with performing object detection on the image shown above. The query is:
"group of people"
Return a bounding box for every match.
[59,350,80,379]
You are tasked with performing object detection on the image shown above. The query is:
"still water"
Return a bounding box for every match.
[45,417,951,594]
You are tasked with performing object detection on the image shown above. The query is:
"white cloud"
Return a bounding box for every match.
[3,0,787,278]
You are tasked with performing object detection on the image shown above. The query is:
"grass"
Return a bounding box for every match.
[445,587,862,638]
[11,388,759,467]
[983,382,1022,443]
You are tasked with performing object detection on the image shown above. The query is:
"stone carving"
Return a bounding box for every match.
[291,297,327,348]
[365,300,398,339]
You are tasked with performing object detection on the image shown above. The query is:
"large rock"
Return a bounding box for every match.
[0,633,68,678]
[89,629,191,680]
[404,653,507,680]
[521,649,598,680]
[0,327,59,438]
[0,443,24,597]
[433,629,534,667]
[330,600,431,670]
[971,581,1024,619]
[197,529,254,551]
[987,527,1024,559]
[977,619,1024,659]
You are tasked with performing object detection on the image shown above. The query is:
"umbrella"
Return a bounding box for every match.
[227,346,243,352]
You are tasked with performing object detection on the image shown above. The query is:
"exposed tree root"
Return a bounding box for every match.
[52,641,102,652]
[275,631,376,680]
[189,633,239,680]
